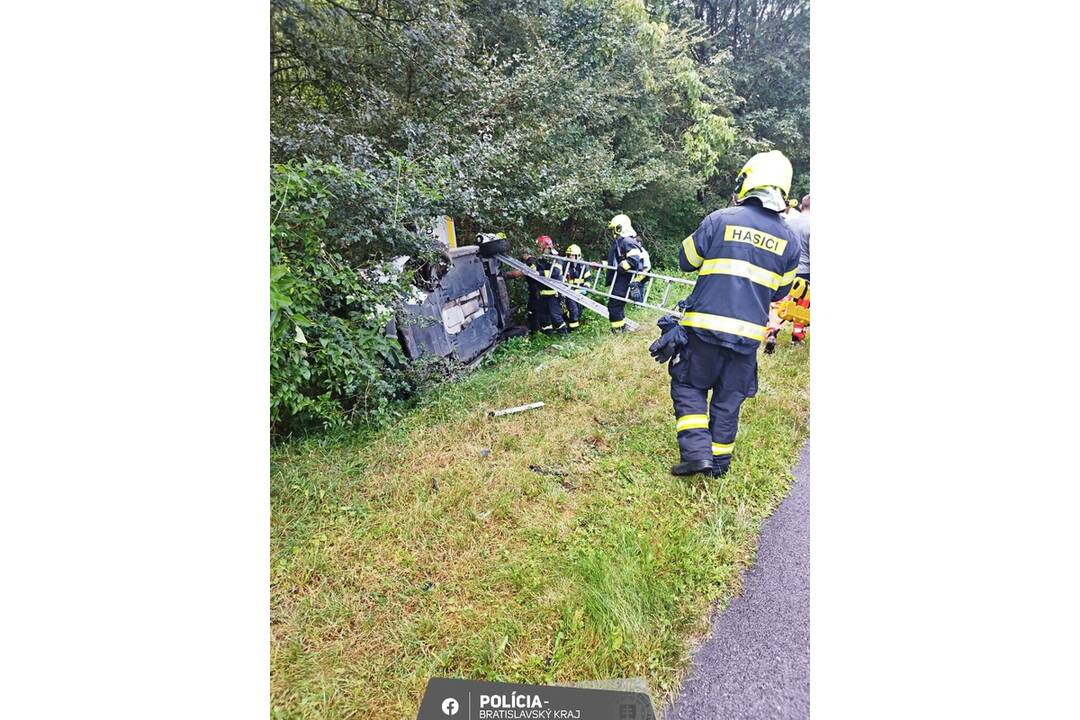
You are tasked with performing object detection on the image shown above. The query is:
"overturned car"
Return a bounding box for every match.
[392,235,525,367]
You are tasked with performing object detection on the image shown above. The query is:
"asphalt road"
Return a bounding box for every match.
[665,443,810,720]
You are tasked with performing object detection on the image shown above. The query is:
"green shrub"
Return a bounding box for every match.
[270,159,440,438]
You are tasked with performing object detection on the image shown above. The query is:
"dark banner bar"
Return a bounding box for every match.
[416,678,656,720]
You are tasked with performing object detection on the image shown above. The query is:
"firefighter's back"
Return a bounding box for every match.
[679,202,802,353]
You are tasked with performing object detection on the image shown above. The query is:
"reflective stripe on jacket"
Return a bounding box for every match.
[679,202,801,353]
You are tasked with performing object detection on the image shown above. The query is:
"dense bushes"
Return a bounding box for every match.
[270,0,809,436]
[270,159,445,436]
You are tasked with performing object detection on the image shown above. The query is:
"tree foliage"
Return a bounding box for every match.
[270,0,809,435]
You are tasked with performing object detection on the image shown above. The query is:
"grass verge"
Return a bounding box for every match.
[271,309,810,719]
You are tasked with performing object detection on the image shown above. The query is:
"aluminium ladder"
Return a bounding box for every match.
[555,257,695,316]
[495,255,695,330]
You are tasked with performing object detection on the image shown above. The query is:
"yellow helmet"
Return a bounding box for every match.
[608,214,635,238]
[734,150,793,203]
[565,244,582,256]
[788,198,799,209]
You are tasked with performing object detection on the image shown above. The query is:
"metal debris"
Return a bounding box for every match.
[488,401,545,418]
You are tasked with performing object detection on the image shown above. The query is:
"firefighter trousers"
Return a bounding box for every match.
[608,273,631,329]
[564,296,581,329]
[527,292,547,334]
[540,291,567,334]
[669,333,758,473]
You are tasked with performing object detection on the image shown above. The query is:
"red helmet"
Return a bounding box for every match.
[536,235,553,251]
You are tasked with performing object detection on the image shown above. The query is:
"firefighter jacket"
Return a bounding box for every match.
[605,235,645,286]
[564,260,592,288]
[678,201,801,354]
[533,254,565,296]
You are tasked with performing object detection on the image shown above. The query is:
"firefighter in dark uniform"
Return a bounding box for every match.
[532,235,569,335]
[561,244,591,330]
[515,249,548,335]
[605,214,646,333]
[668,150,801,477]
[522,266,546,335]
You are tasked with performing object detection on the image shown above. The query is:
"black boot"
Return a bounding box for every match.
[671,459,714,477]
[712,459,731,477]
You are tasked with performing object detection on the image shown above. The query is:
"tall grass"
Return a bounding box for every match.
[271,306,810,719]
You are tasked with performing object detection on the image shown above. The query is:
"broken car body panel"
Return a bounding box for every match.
[396,245,512,365]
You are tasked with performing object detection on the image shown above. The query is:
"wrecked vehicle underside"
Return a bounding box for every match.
[394,244,523,366]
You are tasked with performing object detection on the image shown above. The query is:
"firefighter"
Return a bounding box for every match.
[532,235,569,335]
[667,150,801,477]
[561,244,591,330]
[505,236,557,335]
[508,248,548,335]
[605,214,646,333]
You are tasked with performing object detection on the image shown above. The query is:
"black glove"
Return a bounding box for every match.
[657,314,680,334]
[649,315,687,363]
